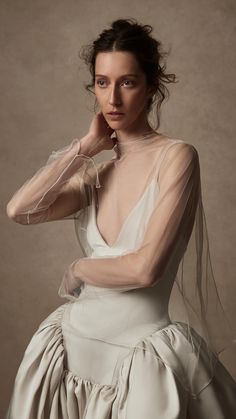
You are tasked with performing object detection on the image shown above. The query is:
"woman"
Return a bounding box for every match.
[6,18,236,418]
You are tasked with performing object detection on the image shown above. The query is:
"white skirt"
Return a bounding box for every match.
[6,294,236,419]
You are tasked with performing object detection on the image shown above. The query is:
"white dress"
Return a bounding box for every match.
[6,135,236,418]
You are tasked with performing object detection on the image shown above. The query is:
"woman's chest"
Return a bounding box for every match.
[89,145,167,248]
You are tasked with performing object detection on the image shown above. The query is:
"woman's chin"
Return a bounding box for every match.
[107,120,130,130]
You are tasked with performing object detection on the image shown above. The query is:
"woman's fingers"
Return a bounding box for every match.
[89,112,114,139]
[86,112,115,153]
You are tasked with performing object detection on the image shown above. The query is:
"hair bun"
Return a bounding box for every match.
[111,19,153,36]
[111,19,135,31]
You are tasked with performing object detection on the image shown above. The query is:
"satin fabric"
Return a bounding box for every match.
[6,146,236,417]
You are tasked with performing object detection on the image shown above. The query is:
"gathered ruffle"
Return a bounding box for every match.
[6,304,67,418]
[6,304,236,419]
[130,322,216,397]
[6,304,120,419]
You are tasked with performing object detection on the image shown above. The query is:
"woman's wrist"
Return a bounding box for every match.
[78,134,97,157]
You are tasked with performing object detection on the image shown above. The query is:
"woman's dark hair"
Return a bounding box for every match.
[79,18,178,129]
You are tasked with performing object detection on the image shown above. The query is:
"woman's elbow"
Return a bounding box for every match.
[138,261,163,288]
[6,201,17,221]
[139,271,160,288]
[132,256,158,287]
[6,201,27,224]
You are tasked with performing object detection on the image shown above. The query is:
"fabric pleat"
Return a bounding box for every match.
[6,134,236,418]
[6,302,236,419]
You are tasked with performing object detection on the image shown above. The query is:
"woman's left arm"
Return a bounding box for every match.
[64,142,200,293]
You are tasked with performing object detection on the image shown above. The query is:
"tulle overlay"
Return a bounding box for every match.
[6,301,236,418]
[6,134,236,418]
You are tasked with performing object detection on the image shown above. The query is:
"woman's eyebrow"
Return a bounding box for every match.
[95,73,139,78]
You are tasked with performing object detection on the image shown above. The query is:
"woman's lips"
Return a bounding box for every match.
[107,112,125,119]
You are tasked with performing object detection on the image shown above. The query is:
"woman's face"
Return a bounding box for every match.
[94,51,154,132]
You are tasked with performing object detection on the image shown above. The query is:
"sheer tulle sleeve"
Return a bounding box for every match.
[64,142,200,292]
[6,138,102,225]
[67,139,233,360]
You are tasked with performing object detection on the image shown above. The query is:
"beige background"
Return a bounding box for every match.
[1,0,236,415]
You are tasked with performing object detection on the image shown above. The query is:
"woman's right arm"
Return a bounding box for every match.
[6,112,114,225]
[6,134,99,225]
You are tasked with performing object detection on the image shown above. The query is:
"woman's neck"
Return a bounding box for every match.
[113,129,162,160]
[114,120,154,141]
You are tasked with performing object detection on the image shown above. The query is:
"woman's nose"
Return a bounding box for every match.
[108,85,122,106]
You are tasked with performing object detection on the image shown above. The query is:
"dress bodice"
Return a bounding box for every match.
[87,177,160,257]
[76,147,188,339]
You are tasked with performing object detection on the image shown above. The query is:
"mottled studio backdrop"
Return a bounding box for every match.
[0,0,236,415]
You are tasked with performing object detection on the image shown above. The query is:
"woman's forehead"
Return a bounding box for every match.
[95,51,142,76]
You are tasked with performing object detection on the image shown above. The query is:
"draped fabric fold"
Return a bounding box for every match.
[6,132,236,418]
[69,135,234,390]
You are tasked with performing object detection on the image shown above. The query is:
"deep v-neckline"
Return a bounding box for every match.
[91,138,183,249]
[92,177,157,249]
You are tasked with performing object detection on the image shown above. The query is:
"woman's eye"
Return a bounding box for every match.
[122,80,134,87]
[96,80,106,87]
[96,79,135,88]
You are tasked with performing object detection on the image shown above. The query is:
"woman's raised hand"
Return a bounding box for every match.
[80,111,116,156]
